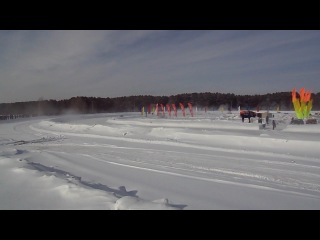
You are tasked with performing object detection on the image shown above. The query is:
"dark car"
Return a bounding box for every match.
[306,119,317,124]
[290,118,304,125]
[240,110,256,123]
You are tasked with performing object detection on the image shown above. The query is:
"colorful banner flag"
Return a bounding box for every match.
[172,104,177,117]
[292,87,313,119]
[187,102,193,117]
[166,104,171,117]
[179,103,185,117]
[160,103,165,116]
[155,104,159,116]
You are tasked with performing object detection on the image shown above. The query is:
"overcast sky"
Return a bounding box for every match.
[1,30,320,103]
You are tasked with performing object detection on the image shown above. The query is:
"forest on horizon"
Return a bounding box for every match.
[1,91,320,117]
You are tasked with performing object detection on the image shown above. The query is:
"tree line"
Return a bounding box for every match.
[1,91,320,117]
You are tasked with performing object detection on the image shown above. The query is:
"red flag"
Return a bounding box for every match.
[171,104,177,117]
[155,104,159,116]
[179,103,185,117]
[160,104,165,116]
[187,102,193,117]
[166,104,171,117]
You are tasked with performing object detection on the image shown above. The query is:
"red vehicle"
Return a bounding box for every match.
[240,110,256,122]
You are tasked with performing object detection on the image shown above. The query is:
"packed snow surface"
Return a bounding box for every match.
[1,111,320,209]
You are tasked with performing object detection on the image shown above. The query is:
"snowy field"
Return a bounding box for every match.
[1,110,320,210]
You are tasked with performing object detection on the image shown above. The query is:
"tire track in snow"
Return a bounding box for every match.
[23,119,320,197]
[77,153,320,199]
[29,123,320,165]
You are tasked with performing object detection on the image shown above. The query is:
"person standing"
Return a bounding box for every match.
[272,120,276,130]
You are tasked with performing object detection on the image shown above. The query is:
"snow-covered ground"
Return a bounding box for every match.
[1,110,320,210]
